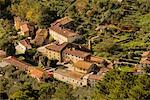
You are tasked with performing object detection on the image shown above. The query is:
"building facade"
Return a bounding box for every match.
[53,69,88,87]
[49,25,80,44]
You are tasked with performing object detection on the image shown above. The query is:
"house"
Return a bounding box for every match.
[63,48,91,63]
[51,16,73,27]
[74,60,98,74]
[49,25,80,44]
[37,42,68,62]
[90,56,107,67]
[20,22,30,36]
[140,52,150,67]
[15,39,32,54]
[28,67,45,82]
[14,17,22,31]
[53,68,88,87]
[3,56,32,70]
[32,29,48,46]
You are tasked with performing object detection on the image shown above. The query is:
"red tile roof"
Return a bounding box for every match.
[74,60,93,70]
[32,29,48,46]
[51,16,73,26]
[3,56,32,70]
[28,67,44,79]
[46,42,68,52]
[63,48,91,58]
[49,25,79,37]
[90,56,105,63]
[20,39,32,49]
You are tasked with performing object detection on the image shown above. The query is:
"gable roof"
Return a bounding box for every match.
[90,56,105,63]
[51,16,73,26]
[32,29,48,46]
[36,29,48,38]
[74,60,93,70]
[63,48,91,58]
[19,39,32,49]
[3,56,32,70]
[46,42,68,53]
[49,25,79,38]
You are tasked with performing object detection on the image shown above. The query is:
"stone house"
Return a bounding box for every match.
[37,42,68,62]
[74,60,98,74]
[49,25,80,44]
[63,48,91,63]
[53,68,89,87]
[31,29,48,46]
[15,39,32,54]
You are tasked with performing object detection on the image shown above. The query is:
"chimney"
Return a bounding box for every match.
[88,39,92,51]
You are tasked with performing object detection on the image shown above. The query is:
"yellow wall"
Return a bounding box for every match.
[46,49,61,61]
[63,53,84,63]
[49,29,80,44]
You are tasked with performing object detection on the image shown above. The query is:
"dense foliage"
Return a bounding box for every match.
[0,0,150,99]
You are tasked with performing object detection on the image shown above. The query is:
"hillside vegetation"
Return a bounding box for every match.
[1,0,150,61]
[0,0,150,99]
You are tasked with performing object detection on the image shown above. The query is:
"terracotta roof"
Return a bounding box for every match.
[36,29,48,38]
[51,16,73,26]
[141,52,150,57]
[90,56,105,63]
[0,50,6,57]
[63,48,91,58]
[20,23,29,33]
[46,42,68,52]
[20,39,32,49]
[3,56,32,70]
[55,69,84,80]
[74,60,93,70]
[28,67,44,79]
[32,29,48,46]
[88,74,102,81]
[49,25,79,37]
